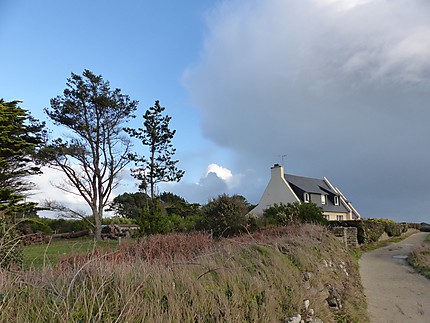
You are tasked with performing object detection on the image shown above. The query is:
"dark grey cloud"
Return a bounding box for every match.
[183,0,430,222]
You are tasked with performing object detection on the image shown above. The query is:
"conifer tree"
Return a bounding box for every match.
[125,100,184,200]
[0,99,45,221]
[43,70,138,239]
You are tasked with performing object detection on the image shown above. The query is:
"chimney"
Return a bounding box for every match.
[271,163,284,178]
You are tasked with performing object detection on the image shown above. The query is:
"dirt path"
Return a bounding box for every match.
[359,232,430,323]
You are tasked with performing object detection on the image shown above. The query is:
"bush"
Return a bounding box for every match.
[329,219,404,244]
[135,201,175,236]
[263,202,327,226]
[16,219,53,235]
[43,218,91,233]
[202,194,250,237]
[420,223,430,232]
[102,217,137,225]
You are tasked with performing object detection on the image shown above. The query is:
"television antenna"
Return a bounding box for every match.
[277,154,287,168]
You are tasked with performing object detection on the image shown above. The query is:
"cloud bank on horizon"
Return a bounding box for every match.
[182,0,430,221]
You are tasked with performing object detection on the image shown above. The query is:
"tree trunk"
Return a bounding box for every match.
[94,209,102,240]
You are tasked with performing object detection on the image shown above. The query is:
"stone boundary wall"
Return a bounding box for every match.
[331,227,358,248]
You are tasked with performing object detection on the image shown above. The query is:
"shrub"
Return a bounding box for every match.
[44,218,91,233]
[202,194,250,237]
[16,219,53,235]
[420,223,430,232]
[135,201,175,236]
[102,217,137,225]
[263,202,327,226]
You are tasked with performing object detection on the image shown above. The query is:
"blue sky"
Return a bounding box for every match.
[2,0,430,223]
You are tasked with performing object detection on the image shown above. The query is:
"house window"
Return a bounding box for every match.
[323,215,329,220]
[321,194,327,205]
[334,196,339,206]
[336,215,344,221]
[304,193,310,203]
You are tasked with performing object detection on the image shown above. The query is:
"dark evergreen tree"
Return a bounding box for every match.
[43,70,138,239]
[125,101,184,200]
[109,192,150,219]
[0,99,45,222]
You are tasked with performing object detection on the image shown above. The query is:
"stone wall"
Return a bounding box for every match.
[331,227,358,248]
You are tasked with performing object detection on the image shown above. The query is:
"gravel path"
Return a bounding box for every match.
[359,232,430,323]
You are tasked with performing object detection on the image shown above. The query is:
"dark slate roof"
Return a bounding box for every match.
[284,174,337,195]
[284,174,349,213]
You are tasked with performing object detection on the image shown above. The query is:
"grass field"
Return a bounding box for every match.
[23,237,127,270]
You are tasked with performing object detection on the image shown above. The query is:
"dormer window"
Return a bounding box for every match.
[334,196,339,206]
[321,194,327,205]
[304,193,310,203]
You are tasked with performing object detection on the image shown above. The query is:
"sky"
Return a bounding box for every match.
[1,0,430,223]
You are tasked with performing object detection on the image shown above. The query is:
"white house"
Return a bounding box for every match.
[250,164,361,221]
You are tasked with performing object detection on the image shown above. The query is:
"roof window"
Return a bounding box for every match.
[321,194,327,205]
[334,196,339,206]
[304,192,310,203]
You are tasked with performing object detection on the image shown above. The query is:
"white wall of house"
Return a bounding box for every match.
[249,164,299,216]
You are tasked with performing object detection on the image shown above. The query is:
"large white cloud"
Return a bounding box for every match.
[183,0,430,221]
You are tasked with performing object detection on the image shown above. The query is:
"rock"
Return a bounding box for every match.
[326,286,342,310]
[303,272,314,281]
[285,314,302,323]
[304,299,310,310]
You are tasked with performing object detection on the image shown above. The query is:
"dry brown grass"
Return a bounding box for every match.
[0,224,368,322]
[408,234,430,279]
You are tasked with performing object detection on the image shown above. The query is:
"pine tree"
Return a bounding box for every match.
[43,70,138,239]
[125,100,184,200]
[0,99,45,221]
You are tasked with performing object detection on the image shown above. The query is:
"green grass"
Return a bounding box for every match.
[23,237,125,270]
[360,231,416,253]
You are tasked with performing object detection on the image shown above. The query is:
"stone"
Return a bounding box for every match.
[326,286,342,310]
[304,299,310,310]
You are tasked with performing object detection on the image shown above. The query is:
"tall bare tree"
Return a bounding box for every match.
[43,70,138,239]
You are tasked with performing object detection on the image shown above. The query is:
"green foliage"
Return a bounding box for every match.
[329,219,408,244]
[16,219,52,235]
[263,202,327,226]
[41,218,91,234]
[384,222,407,237]
[419,223,430,232]
[201,194,250,237]
[159,192,187,204]
[135,201,174,235]
[125,101,185,199]
[110,192,203,234]
[0,99,45,219]
[109,192,150,219]
[43,70,138,239]
[102,217,137,225]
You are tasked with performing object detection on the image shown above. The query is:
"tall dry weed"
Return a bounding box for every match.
[0,224,368,322]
